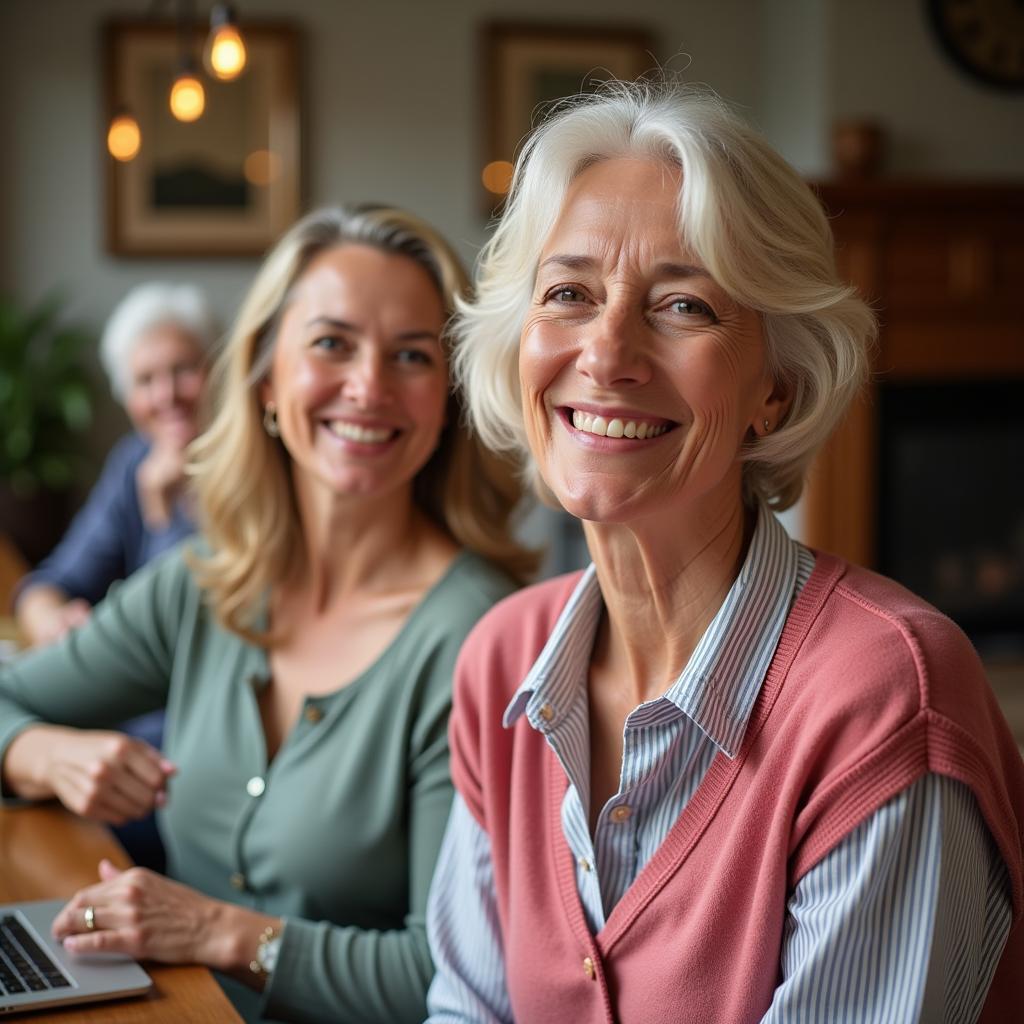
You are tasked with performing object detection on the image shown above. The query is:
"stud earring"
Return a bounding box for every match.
[263,402,280,437]
[762,417,770,434]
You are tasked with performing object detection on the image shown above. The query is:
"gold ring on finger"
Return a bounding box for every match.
[84,905,96,931]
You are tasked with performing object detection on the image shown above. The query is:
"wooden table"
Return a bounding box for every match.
[0,804,241,1022]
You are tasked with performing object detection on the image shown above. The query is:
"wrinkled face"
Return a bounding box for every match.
[124,325,207,446]
[519,157,780,525]
[262,244,449,505]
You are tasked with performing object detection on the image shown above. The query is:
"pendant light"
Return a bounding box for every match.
[107,108,142,162]
[107,3,250,154]
[169,57,206,122]
[205,3,247,81]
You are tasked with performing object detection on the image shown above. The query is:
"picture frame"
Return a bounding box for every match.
[481,22,654,211]
[104,19,301,258]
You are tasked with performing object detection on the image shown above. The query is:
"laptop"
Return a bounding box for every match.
[0,899,151,1015]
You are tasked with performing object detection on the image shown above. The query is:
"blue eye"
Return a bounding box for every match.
[666,297,716,321]
[547,286,586,304]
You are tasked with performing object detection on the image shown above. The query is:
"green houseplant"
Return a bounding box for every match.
[0,293,94,562]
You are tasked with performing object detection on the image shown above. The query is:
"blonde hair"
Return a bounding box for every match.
[189,205,536,642]
[455,82,876,510]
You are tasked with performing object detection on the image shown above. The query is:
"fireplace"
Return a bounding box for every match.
[803,181,1024,745]
[878,381,1024,653]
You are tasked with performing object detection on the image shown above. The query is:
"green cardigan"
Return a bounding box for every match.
[0,544,517,1023]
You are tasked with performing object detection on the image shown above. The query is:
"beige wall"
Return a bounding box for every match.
[0,0,757,455]
[0,0,757,329]
[0,0,1020,468]
[830,0,1024,177]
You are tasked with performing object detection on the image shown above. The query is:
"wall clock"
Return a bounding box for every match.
[927,0,1024,91]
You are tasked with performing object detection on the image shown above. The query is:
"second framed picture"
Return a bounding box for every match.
[481,22,654,211]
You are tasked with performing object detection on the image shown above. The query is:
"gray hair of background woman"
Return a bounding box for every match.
[453,81,876,511]
[99,282,219,401]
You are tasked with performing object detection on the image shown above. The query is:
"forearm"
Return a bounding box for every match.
[203,901,282,991]
[2,556,177,735]
[263,916,435,1024]
[764,774,1012,1023]
[1,725,61,800]
[1,723,174,826]
[425,796,512,1024]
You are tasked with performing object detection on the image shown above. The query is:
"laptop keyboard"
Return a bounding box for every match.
[0,915,71,995]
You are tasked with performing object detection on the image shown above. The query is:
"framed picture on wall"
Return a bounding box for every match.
[480,22,654,212]
[104,20,301,258]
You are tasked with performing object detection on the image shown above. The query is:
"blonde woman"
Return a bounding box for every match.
[0,206,532,1023]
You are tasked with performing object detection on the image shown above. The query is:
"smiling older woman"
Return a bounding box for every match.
[15,282,216,648]
[424,85,1024,1023]
[12,282,217,870]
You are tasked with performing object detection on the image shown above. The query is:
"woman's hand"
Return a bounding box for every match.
[36,598,92,644]
[16,585,91,648]
[136,439,187,529]
[53,861,279,981]
[53,861,227,965]
[2,726,175,823]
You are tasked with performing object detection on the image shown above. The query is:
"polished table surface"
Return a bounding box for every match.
[0,803,242,1022]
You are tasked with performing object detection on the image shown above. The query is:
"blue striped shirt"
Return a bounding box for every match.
[426,509,1012,1022]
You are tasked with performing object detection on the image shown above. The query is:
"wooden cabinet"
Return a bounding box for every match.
[803,182,1024,566]
[0,533,27,614]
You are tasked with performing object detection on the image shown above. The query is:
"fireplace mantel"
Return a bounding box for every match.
[803,181,1024,567]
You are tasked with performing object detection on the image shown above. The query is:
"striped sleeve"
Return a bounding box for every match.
[425,794,512,1024]
[763,773,1012,1023]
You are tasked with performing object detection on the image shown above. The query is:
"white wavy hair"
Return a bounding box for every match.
[454,82,876,510]
[100,282,218,401]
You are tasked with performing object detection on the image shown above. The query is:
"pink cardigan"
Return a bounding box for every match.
[450,553,1024,1023]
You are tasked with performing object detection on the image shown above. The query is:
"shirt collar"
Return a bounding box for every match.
[502,561,602,729]
[503,506,800,759]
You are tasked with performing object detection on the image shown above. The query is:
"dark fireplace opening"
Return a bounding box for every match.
[878,380,1024,656]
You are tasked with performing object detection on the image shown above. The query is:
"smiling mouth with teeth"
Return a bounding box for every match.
[325,421,397,444]
[569,409,673,440]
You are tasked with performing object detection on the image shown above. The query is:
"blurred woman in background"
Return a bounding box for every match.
[12,282,216,870]
[14,282,216,647]
[0,205,532,1023]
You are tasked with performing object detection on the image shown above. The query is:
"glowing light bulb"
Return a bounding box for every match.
[208,25,246,80]
[205,5,247,81]
[481,160,514,195]
[107,112,141,162]
[169,71,205,122]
